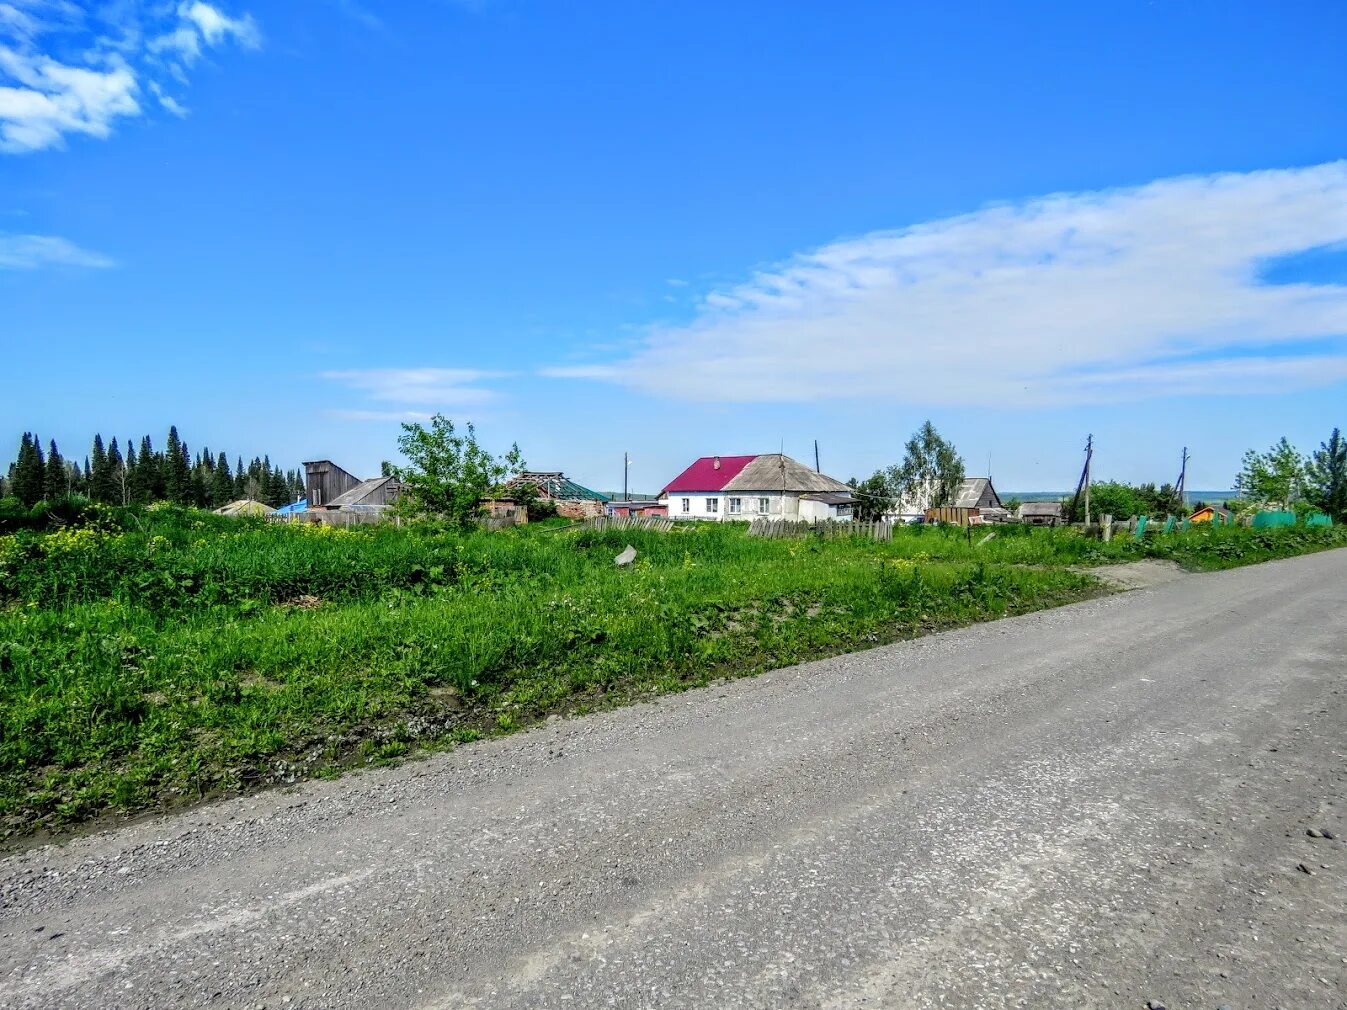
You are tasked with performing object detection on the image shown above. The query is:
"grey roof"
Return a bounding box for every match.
[721,454,851,494]
[952,477,1002,509]
[1019,501,1064,516]
[800,491,855,506]
[329,476,397,507]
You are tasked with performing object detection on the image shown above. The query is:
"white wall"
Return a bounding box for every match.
[661,490,801,521]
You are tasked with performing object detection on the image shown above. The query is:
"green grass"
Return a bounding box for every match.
[1,505,1343,840]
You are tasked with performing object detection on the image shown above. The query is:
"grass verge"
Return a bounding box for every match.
[1,507,1343,842]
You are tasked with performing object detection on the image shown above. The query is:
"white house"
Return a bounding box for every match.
[658,454,855,522]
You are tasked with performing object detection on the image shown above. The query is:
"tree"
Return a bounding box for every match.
[1237,437,1305,509]
[89,434,116,503]
[210,452,234,506]
[44,439,68,501]
[11,433,45,506]
[847,472,895,522]
[107,437,129,505]
[1305,427,1347,521]
[391,414,524,527]
[163,426,191,504]
[885,421,965,513]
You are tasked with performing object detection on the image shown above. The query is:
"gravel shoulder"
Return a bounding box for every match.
[1,549,1345,1009]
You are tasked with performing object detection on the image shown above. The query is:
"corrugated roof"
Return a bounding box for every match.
[953,477,1002,509]
[660,455,756,494]
[800,491,855,505]
[329,476,396,507]
[1019,501,1063,516]
[213,499,275,516]
[723,455,851,494]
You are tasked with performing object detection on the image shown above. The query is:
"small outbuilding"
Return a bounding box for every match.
[1017,501,1065,526]
[213,499,275,517]
[1188,505,1231,524]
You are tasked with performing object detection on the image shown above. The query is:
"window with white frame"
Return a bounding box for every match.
[705,497,719,514]
[681,497,690,513]
[758,497,770,513]
[728,497,742,514]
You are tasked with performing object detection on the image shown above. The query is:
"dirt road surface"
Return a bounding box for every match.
[3,550,1346,1009]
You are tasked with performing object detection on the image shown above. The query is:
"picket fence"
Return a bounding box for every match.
[747,518,896,542]
[582,515,675,533]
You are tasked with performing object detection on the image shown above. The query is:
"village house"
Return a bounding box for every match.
[506,471,609,519]
[659,454,854,522]
[303,460,402,512]
[892,476,1008,523]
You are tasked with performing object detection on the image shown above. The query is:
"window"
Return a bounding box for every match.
[706,497,719,514]
[681,497,690,513]
[728,497,742,514]
[758,497,770,513]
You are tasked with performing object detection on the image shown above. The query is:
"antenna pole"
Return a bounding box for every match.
[814,439,820,474]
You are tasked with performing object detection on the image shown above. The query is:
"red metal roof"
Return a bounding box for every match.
[660,455,757,494]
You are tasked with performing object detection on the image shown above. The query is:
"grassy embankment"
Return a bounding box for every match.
[1,505,1343,839]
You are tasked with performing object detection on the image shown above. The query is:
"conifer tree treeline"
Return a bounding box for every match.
[1,427,305,509]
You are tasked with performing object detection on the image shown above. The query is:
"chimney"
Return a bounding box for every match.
[713,456,721,470]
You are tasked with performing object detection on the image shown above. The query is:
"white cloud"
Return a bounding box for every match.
[322,368,505,410]
[149,2,258,65]
[326,409,436,423]
[0,231,114,268]
[0,1,256,153]
[552,163,1347,406]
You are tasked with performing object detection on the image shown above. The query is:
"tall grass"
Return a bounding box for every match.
[0,506,1342,838]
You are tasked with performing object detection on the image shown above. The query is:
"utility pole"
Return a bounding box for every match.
[623,451,629,502]
[1070,434,1094,525]
[814,440,820,474]
[1084,434,1092,526]
[1175,446,1189,509]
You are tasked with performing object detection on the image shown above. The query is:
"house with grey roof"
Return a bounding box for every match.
[658,453,854,522]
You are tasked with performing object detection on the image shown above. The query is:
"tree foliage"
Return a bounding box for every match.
[1305,427,1347,521]
[1066,480,1184,522]
[885,421,965,512]
[3,428,304,508]
[392,414,525,527]
[1237,437,1305,508]
[846,473,895,522]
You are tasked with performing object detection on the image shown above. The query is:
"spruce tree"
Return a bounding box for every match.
[90,434,115,503]
[107,438,126,504]
[210,452,234,506]
[163,426,191,505]
[44,440,67,501]
[12,433,45,506]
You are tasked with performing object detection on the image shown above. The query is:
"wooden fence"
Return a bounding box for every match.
[747,518,896,542]
[582,515,675,533]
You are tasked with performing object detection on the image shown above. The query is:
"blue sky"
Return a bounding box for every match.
[2,1,1345,494]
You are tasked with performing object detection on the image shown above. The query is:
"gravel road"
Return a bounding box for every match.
[3,550,1346,1009]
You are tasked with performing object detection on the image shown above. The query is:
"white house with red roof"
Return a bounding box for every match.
[658,454,854,522]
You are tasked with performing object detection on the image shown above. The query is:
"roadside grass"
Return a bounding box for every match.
[1,507,1343,840]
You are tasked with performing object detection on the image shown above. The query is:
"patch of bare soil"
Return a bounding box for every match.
[1083,558,1190,590]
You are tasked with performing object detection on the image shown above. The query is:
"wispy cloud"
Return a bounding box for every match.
[0,231,113,268]
[548,162,1347,406]
[0,1,258,153]
[325,409,436,423]
[321,367,506,411]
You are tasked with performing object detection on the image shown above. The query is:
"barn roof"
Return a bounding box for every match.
[952,477,1002,509]
[328,476,398,507]
[1019,501,1064,516]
